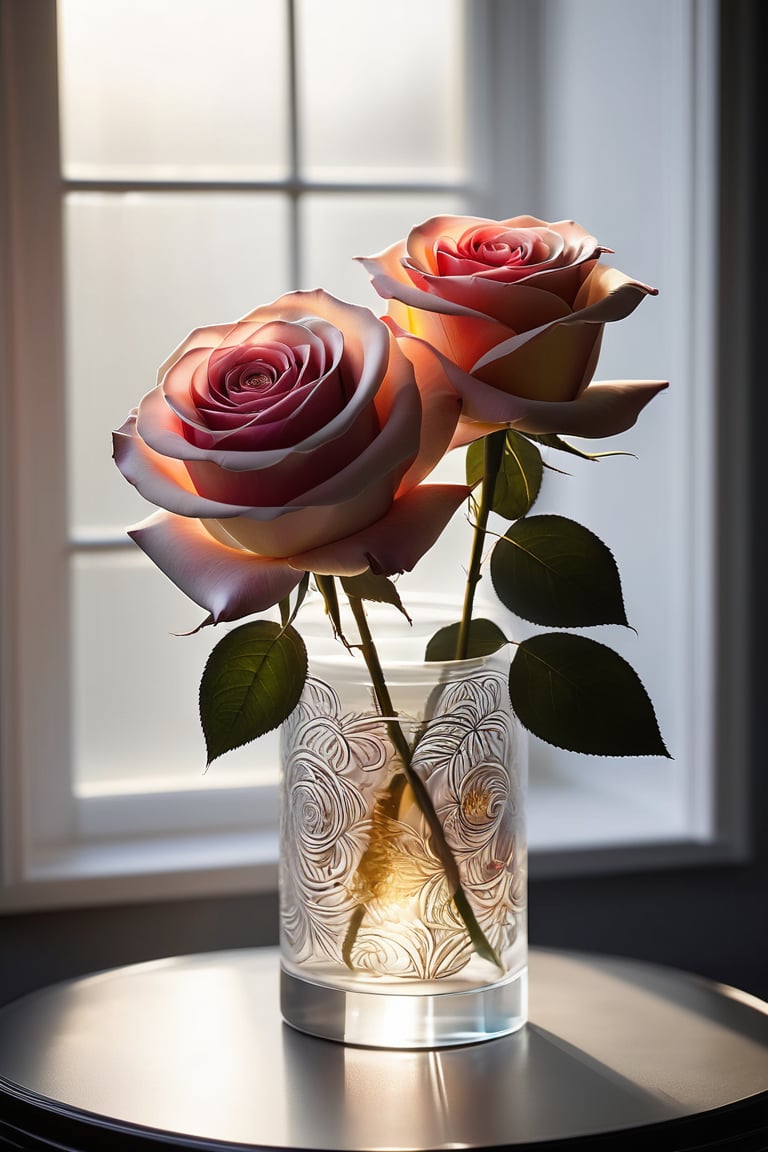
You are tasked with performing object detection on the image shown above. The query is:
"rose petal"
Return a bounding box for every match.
[473,321,603,404]
[128,510,304,622]
[405,214,554,272]
[187,342,445,553]
[385,305,507,373]
[389,336,462,495]
[113,415,254,517]
[181,401,380,515]
[566,263,659,322]
[471,267,657,374]
[453,380,669,441]
[201,306,389,469]
[410,271,576,329]
[356,248,492,321]
[387,292,588,398]
[390,330,533,425]
[360,215,604,320]
[153,322,244,390]
[123,335,420,525]
[263,331,420,509]
[239,289,387,396]
[210,480,395,557]
[290,483,472,577]
[141,291,394,472]
[391,328,666,437]
[136,383,261,464]
[449,421,506,450]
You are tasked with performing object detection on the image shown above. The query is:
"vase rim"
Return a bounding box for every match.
[306,645,511,683]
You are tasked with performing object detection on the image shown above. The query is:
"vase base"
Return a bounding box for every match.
[280,963,527,1049]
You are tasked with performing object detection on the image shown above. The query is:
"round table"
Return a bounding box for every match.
[0,948,766,1150]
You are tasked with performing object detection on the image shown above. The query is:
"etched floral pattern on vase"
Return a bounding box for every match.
[279,650,527,1012]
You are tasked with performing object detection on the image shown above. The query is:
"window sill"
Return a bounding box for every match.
[0,830,278,912]
[0,778,746,913]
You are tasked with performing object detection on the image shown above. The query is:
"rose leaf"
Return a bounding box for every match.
[466,430,543,520]
[509,633,669,757]
[200,621,307,765]
[425,618,508,662]
[341,571,412,623]
[490,514,628,628]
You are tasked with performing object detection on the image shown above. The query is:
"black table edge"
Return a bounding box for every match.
[1,1073,766,1152]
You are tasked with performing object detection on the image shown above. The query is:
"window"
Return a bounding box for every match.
[0,0,734,911]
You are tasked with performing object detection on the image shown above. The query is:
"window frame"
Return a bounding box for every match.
[0,0,746,914]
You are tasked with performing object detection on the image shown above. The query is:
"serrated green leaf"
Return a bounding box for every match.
[490,514,628,628]
[524,432,633,461]
[341,571,412,623]
[509,632,669,757]
[425,619,508,662]
[200,621,307,764]
[466,430,543,519]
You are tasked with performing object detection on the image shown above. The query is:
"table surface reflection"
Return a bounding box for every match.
[0,947,766,1150]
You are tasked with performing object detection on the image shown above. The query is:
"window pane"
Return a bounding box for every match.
[58,0,288,180]
[65,192,291,534]
[72,553,278,791]
[296,0,466,181]
[301,192,468,306]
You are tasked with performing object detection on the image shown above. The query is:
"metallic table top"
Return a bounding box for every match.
[0,947,766,1150]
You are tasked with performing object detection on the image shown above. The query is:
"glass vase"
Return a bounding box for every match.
[279,645,527,1049]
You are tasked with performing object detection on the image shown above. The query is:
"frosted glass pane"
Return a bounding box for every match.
[301,193,468,307]
[296,0,465,181]
[58,0,288,179]
[65,193,290,534]
[73,553,278,790]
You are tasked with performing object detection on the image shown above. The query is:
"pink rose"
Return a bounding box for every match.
[113,290,465,622]
[358,215,667,440]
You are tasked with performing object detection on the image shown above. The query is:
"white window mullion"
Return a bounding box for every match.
[286,0,302,288]
[466,0,546,217]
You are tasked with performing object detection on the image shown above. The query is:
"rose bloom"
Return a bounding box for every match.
[113,290,465,623]
[358,215,667,440]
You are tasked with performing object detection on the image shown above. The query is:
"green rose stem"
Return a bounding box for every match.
[341,591,502,971]
[454,429,507,660]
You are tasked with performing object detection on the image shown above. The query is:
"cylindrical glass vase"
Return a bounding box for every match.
[279,647,527,1049]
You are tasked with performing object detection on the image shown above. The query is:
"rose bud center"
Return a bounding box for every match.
[243,371,273,391]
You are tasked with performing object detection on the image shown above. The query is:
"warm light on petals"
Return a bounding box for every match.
[128,511,304,623]
[290,484,472,577]
[113,414,254,517]
[126,482,471,621]
[391,339,463,494]
[211,482,395,558]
